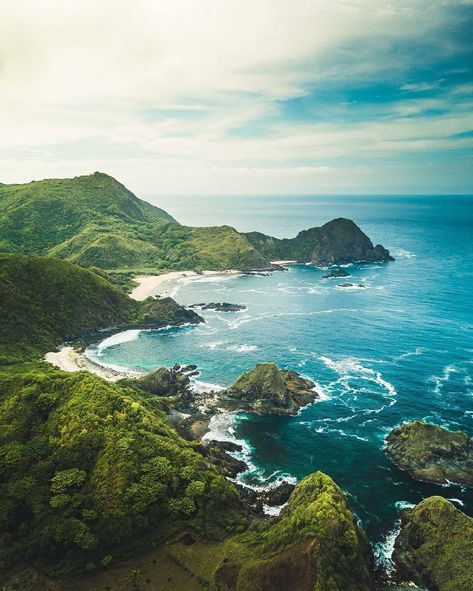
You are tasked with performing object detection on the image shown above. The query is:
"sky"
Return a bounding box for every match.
[1,0,472,195]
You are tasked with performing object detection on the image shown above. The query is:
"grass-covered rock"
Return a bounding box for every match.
[223,362,318,415]
[393,496,473,591]
[245,218,393,265]
[385,421,473,487]
[214,471,373,591]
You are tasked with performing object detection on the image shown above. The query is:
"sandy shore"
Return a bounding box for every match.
[130,269,242,300]
[270,259,298,265]
[45,346,143,382]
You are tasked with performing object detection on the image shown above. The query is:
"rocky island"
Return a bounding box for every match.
[385,421,473,487]
[221,362,318,415]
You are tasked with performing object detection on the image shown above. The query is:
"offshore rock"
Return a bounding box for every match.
[385,421,473,487]
[222,362,318,415]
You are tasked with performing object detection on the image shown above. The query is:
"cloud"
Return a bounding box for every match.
[0,0,472,193]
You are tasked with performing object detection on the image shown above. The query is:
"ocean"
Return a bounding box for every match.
[87,194,473,569]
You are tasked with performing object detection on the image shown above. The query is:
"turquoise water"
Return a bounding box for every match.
[89,195,473,563]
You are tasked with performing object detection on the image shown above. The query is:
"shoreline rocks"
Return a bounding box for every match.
[385,421,473,487]
[322,268,350,278]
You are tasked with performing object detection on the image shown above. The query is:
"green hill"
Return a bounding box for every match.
[0,174,392,272]
[0,254,201,361]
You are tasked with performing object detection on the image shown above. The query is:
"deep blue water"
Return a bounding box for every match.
[89,195,473,564]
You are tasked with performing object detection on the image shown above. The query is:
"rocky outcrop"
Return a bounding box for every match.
[393,497,473,591]
[322,268,350,278]
[221,362,318,415]
[190,302,247,312]
[137,296,204,326]
[214,471,373,591]
[338,282,366,288]
[245,218,393,266]
[385,421,473,487]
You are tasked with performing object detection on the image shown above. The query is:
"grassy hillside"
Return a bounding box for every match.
[0,174,392,272]
[0,254,201,361]
[0,174,271,271]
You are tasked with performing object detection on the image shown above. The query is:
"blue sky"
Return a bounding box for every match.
[1,0,472,194]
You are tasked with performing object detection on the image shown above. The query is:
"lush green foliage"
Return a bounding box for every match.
[0,364,246,576]
[394,496,473,591]
[0,254,131,361]
[0,172,176,268]
[0,254,202,362]
[215,472,372,591]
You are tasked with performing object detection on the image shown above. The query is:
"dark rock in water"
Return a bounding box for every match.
[393,496,473,591]
[222,362,318,415]
[385,421,473,487]
[206,441,247,478]
[215,471,373,591]
[201,302,247,312]
[236,485,263,514]
[181,363,198,373]
[207,440,243,454]
[322,268,350,278]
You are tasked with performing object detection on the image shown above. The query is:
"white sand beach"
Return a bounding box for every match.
[45,346,143,382]
[130,269,242,300]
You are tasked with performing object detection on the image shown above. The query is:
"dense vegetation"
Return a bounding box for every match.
[393,496,473,591]
[0,365,246,577]
[214,471,372,591]
[0,254,245,577]
[0,254,201,362]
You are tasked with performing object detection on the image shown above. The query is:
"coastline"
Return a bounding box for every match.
[130,269,243,300]
[45,346,143,382]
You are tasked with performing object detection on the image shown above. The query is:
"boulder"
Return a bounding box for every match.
[393,496,473,591]
[385,421,473,487]
[222,362,318,415]
[215,471,373,591]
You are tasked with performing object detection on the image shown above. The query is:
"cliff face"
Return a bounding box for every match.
[385,421,473,487]
[245,218,393,265]
[222,362,318,415]
[215,471,373,591]
[393,497,473,591]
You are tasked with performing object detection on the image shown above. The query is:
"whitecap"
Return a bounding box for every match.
[263,502,287,516]
[95,329,142,353]
[226,344,258,353]
[374,521,401,575]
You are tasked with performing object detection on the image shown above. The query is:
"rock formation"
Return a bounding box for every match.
[214,471,373,591]
[385,421,473,487]
[222,362,318,415]
[393,496,473,591]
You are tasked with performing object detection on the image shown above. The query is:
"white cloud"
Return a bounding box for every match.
[0,0,472,193]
